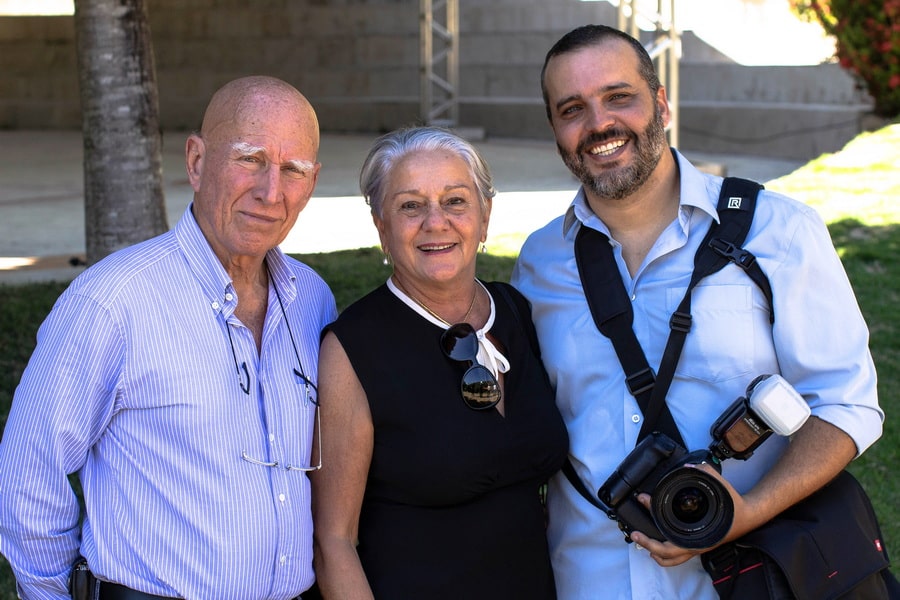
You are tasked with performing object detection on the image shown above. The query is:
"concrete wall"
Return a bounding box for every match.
[0,0,875,160]
[0,0,612,132]
[0,15,79,128]
[678,62,872,159]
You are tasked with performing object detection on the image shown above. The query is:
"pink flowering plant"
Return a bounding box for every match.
[791,0,900,117]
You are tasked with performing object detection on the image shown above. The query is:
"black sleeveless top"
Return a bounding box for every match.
[328,281,568,599]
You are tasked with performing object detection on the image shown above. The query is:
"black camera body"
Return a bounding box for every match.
[596,375,810,549]
[597,433,732,549]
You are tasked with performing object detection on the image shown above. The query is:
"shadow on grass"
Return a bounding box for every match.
[826,220,900,564]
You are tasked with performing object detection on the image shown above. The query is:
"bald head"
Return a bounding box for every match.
[200,75,320,156]
[185,76,322,269]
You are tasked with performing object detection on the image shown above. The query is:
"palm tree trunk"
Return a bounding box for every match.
[74,0,168,265]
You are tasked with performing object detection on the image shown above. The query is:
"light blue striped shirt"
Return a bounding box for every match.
[0,206,337,600]
[512,150,883,600]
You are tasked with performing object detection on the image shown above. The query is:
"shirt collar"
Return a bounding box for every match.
[561,148,719,240]
[174,204,297,316]
[266,247,298,305]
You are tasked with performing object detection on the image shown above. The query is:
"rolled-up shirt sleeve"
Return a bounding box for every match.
[763,200,882,455]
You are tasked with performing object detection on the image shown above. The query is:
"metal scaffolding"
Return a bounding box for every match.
[419,0,459,128]
[618,0,680,147]
[417,0,680,138]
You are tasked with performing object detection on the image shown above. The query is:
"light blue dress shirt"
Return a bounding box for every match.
[511,150,883,600]
[0,206,337,600]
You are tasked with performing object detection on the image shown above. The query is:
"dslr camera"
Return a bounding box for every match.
[596,374,810,549]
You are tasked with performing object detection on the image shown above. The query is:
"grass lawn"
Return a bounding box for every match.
[1,124,898,595]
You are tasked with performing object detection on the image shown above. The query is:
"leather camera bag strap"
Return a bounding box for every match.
[562,177,770,509]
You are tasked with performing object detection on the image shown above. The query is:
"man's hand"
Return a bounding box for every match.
[627,418,856,568]
[628,462,744,567]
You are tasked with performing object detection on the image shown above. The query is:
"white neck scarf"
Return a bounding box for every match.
[387,278,511,379]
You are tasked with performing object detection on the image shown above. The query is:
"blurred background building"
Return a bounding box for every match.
[0,0,874,161]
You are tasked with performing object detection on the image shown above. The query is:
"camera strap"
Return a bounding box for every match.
[562,176,771,508]
[574,224,686,446]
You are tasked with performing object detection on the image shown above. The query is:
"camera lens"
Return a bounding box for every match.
[671,486,710,524]
[651,467,734,549]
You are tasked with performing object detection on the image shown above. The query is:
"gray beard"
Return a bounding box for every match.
[560,110,668,201]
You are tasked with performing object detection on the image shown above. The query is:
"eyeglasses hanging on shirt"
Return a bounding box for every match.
[225,321,252,395]
[223,275,322,472]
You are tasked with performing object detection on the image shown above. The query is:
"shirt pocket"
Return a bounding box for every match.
[667,283,755,384]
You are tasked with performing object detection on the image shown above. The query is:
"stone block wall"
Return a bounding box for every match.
[0,0,874,159]
[0,15,79,128]
[152,0,427,132]
[0,0,614,135]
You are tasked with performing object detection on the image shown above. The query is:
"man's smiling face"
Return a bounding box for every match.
[544,39,670,201]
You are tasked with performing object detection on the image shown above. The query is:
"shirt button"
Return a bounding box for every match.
[225,293,234,301]
[279,493,286,503]
[211,301,221,310]
[631,414,641,423]
[269,433,275,442]
[280,555,287,565]
[630,294,636,301]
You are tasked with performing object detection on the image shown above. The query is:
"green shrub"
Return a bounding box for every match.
[790,0,900,117]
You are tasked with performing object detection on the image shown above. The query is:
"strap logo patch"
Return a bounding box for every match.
[727,196,743,209]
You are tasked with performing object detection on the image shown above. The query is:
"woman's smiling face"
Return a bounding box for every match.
[374,148,490,291]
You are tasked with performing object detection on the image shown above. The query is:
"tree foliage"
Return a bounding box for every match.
[790,0,900,118]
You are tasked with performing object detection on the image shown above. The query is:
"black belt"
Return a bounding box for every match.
[99,582,178,600]
[99,581,306,600]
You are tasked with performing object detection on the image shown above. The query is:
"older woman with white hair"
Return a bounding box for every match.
[311,126,568,599]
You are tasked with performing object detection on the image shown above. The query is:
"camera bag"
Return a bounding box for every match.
[567,176,899,598]
[701,470,899,599]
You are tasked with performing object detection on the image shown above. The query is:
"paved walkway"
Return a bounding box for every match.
[0,130,804,284]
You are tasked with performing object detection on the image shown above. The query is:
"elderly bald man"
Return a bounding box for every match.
[0,76,337,600]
